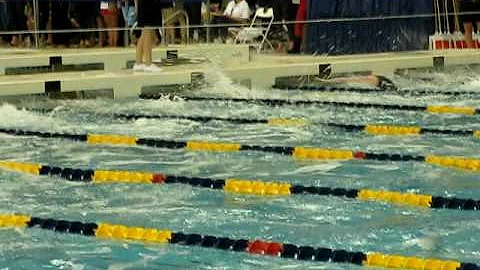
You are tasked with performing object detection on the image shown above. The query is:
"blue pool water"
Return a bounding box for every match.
[0,67,479,269]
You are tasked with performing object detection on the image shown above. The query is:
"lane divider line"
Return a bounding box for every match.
[0,214,477,270]
[0,161,478,211]
[271,84,480,97]
[139,94,480,116]
[26,108,480,138]
[0,128,478,172]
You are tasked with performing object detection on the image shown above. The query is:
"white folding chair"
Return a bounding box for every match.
[233,7,274,53]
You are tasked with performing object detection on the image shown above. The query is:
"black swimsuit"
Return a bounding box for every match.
[137,0,163,27]
[376,75,397,90]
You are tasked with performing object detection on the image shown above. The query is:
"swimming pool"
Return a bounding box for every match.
[0,67,479,269]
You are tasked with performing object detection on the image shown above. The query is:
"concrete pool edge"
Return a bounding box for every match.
[0,45,480,98]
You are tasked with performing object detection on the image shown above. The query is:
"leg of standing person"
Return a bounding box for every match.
[17,1,27,46]
[136,29,161,70]
[51,1,71,47]
[50,1,58,46]
[98,2,108,47]
[142,29,153,64]
[269,0,289,51]
[74,2,87,46]
[46,0,52,45]
[7,1,17,46]
[288,0,305,53]
[101,2,118,47]
[135,31,144,65]
[287,1,299,50]
[25,1,35,47]
[69,2,82,47]
[108,2,119,46]
[153,3,162,46]
[85,2,99,47]
[97,17,106,47]
[7,1,24,46]
[460,0,477,48]
[38,0,50,45]
[464,22,474,48]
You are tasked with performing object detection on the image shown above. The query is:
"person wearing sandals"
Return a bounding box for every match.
[133,0,162,72]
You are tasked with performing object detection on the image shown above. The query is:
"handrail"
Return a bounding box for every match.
[161,9,190,44]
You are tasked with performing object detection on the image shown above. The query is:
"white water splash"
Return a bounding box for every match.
[403,233,441,251]
[50,259,85,270]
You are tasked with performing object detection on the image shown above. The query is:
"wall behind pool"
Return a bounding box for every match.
[306,0,434,55]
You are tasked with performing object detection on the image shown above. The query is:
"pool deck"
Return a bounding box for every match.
[1,44,480,99]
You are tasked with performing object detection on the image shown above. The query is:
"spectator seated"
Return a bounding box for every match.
[211,0,250,43]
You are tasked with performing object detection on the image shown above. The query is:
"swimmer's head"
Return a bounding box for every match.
[376,75,397,90]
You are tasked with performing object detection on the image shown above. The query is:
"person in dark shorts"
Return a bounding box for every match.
[69,1,98,47]
[7,0,27,46]
[184,0,202,41]
[134,0,162,71]
[51,0,71,47]
[459,0,480,48]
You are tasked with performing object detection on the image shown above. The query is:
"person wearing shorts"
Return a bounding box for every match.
[101,1,119,47]
[134,0,162,72]
[69,1,98,47]
[459,0,480,48]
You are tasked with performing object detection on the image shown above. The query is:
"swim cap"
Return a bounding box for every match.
[377,75,397,90]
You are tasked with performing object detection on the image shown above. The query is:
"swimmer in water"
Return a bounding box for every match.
[312,74,397,90]
[310,65,397,90]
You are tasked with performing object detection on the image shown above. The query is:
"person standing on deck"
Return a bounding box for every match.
[133,0,162,72]
[184,0,202,42]
[288,0,306,53]
[459,0,480,48]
